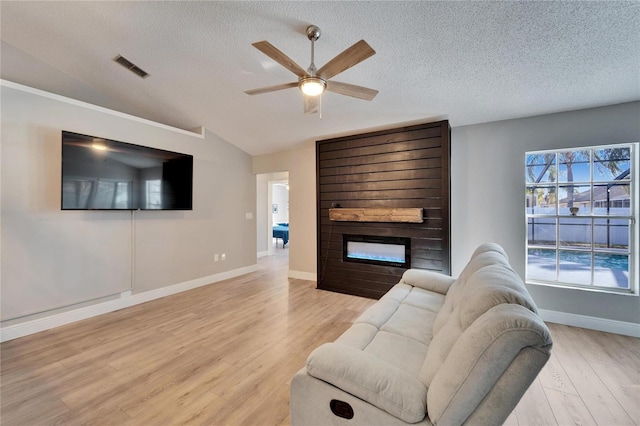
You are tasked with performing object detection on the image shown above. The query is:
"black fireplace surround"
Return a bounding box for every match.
[316,120,450,299]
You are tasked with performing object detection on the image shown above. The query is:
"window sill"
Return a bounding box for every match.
[526,279,638,297]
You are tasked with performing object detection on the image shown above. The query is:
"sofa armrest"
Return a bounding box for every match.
[426,304,552,425]
[401,269,455,294]
[306,343,427,423]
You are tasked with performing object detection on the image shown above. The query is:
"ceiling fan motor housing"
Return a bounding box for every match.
[306,25,321,41]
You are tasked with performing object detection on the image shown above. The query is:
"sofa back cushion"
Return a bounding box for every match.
[458,265,537,328]
[421,263,539,384]
[426,304,551,425]
[418,243,551,424]
[431,243,512,335]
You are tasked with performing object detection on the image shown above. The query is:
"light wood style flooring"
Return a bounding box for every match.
[1,251,639,425]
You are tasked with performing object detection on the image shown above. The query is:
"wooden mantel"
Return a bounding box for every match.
[329,208,424,223]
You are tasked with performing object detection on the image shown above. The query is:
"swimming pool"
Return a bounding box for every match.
[527,249,629,289]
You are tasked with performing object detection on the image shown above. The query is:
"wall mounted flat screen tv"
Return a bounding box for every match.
[61,131,193,210]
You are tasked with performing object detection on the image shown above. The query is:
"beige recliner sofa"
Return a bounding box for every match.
[291,243,552,425]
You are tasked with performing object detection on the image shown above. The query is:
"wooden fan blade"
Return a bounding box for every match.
[317,40,375,80]
[252,41,308,78]
[245,82,298,95]
[326,81,378,100]
[304,95,320,114]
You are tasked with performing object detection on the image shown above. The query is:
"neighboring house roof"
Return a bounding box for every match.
[559,183,630,205]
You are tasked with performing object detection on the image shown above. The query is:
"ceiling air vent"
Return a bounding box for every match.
[114,55,149,78]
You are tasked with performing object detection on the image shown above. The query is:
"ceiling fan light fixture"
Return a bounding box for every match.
[299,77,326,97]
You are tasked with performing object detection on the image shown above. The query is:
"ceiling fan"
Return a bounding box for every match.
[245,25,378,115]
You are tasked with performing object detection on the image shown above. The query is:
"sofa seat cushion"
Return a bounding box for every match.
[337,284,444,350]
[307,282,445,422]
[365,330,429,375]
[400,287,446,313]
[307,343,428,423]
[381,303,437,344]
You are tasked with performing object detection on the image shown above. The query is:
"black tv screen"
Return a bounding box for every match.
[61,131,193,210]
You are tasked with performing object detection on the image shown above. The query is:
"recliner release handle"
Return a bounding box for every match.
[330,399,354,419]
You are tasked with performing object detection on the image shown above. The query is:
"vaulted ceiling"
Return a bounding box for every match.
[1,1,638,155]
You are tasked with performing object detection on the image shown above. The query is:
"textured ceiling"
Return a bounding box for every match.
[1,1,639,155]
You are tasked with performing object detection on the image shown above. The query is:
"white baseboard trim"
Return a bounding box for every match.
[288,270,317,281]
[0,264,258,343]
[11,268,634,341]
[257,251,269,258]
[539,309,640,338]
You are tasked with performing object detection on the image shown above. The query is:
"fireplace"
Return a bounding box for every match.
[317,120,450,299]
[343,235,411,268]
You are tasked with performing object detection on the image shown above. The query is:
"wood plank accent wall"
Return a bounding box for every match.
[316,120,451,299]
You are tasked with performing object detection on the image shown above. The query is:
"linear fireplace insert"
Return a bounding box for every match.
[343,235,411,268]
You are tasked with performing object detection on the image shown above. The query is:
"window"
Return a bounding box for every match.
[525,144,638,294]
[62,180,93,209]
[146,179,162,209]
[114,182,130,208]
[62,179,130,209]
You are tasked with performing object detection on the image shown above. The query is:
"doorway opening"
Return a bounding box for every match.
[256,172,289,260]
[271,181,289,250]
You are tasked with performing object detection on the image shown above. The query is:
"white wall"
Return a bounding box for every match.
[287,141,317,277]
[10,81,634,334]
[253,142,316,277]
[1,83,256,324]
[451,101,640,324]
[272,184,289,224]
[256,173,269,255]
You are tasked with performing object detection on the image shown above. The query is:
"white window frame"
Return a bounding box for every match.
[525,143,639,296]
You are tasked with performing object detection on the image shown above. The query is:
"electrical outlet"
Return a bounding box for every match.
[214,254,219,262]
[221,253,226,261]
